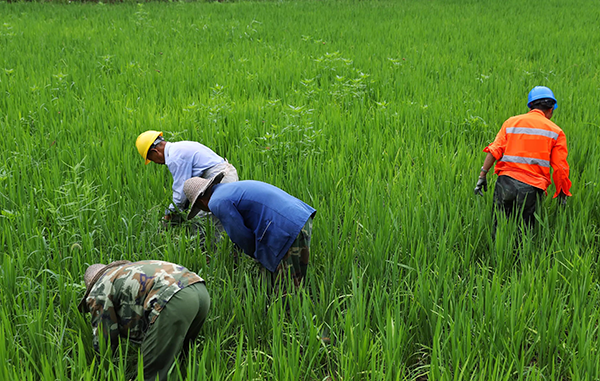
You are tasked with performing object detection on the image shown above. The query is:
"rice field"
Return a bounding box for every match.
[1,0,600,379]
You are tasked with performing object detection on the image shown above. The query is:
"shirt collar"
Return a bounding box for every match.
[528,109,545,117]
[164,142,171,164]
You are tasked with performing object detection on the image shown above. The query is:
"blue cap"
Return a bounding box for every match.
[527,86,557,109]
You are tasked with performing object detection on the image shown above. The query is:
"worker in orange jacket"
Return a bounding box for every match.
[474,86,572,233]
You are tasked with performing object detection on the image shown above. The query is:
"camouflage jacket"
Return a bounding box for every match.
[84,260,203,350]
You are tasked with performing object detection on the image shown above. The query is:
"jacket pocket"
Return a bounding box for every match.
[258,220,272,242]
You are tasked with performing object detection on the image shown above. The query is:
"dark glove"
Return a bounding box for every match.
[474,177,487,196]
[557,193,567,207]
[163,211,184,226]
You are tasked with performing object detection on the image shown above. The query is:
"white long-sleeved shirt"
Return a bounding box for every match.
[164,141,225,211]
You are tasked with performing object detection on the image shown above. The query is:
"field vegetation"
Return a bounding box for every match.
[1,0,600,379]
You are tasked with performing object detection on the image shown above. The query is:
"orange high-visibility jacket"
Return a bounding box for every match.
[484,109,572,198]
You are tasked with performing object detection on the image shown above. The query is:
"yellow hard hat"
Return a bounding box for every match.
[135,131,163,165]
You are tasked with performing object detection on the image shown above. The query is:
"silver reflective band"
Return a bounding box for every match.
[500,155,550,168]
[506,127,558,140]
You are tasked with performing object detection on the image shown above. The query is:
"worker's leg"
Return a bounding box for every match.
[494,176,518,217]
[141,282,210,381]
[191,161,238,222]
[515,183,544,228]
[492,176,517,239]
[297,217,313,281]
[180,283,211,362]
[220,162,239,184]
[274,217,314,289]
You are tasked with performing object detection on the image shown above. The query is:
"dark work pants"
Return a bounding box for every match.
[493,175,543,238]
[141,282,210,381]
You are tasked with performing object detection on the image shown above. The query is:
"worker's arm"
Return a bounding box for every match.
[550,131,572,198]
[475,123,507,196]
[474,153,497,196]
[480,153,496,178]
[90,299,120,353]
[211,200,256,256]
[168,159,193,213]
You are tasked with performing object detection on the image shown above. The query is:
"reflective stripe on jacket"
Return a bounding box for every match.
[484,109,571,198]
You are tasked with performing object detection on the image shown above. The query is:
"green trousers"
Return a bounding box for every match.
[141,282,210,381]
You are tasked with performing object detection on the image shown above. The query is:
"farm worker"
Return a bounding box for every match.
[78,260,210,381]
[474,86,571,233]
[183,172,316,292]
[135,130,239,223]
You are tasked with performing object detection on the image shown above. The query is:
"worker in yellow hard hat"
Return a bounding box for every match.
[135,130,239,224]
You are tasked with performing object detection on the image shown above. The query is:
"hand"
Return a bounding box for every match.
[474,177,487,196]
[159,219,169,232]
[161,212,183,229]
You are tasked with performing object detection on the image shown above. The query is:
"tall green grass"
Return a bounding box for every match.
[1,0,600,379]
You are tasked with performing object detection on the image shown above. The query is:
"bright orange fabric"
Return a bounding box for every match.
[484,109,571,198]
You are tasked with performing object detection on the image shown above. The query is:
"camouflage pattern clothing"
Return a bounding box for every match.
[83,260,203,350]
[263,217,313,293]
[276,217,313,286]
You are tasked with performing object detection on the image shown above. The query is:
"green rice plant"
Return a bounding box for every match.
[1,0,600,379]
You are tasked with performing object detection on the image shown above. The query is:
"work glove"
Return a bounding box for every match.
[164,211,184,225]
[474,177,487,196]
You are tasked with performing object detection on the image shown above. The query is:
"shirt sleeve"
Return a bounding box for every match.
[212,201,256,256]
[168,159,193,211]
[483,123,507,160]
[90,297,120,352]
[550,131,572,198]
